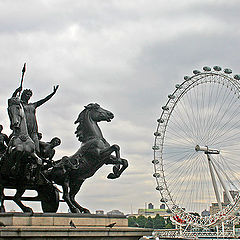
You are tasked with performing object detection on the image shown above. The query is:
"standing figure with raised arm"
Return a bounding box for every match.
[12,85,59,153]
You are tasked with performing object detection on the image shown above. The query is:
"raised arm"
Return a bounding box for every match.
[12,87,22,97]
[34,85,59,108]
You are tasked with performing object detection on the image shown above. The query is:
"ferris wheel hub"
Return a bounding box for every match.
[195,145,220,154]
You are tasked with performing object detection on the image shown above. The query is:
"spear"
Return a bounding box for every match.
[18,63,26,96]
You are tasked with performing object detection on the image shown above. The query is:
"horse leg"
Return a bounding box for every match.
[13,187,33,214]
[100,144,120,160]
[0,186,5,212]
[62,177,80,213]
[69,179,90,213]
[106,156,128,179]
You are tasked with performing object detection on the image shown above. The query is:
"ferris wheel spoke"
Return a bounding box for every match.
[209,116,240,146]
[202,84,231,142]
[177,97,201,141]
[201,81,224,142]
[169,155,200,206]
[165,126,196,146]
[211,129,240,147]
[206,94,240,144]
[210,155,240,193]
[203,86,234,144]
[170,106,198,143]
[218,155,240,188]
[184,86,202,142]
[164,151,198,178]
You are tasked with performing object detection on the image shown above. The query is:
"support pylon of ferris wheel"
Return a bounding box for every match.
[152,66,240,231]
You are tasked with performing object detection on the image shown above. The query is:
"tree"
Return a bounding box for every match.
[128,216,137,227]
[137,215,147,228]
[153,214,165,229]
[145,216,153,228]
[165,217,175,229]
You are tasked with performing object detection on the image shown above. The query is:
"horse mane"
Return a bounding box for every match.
[74,103,100,142]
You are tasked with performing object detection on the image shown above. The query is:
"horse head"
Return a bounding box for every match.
[8,97,25,131]
[85,103,114,123]
[74,103,114,142]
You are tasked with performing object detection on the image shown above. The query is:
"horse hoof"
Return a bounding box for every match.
[24,207,33,215]
[72,208,81,213]
[82,208,90,214]
[107,173,118,179]
[0,207,5,213]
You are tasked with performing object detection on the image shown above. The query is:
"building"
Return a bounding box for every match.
[160,204,166,209]
[223,190,238,204]
[148,203,154,209]
[137,208,172,218]
[210,191,239,215]
[96,210,104,215]
[210,202,228,215]
[107,210,124,216]
[201,209,210,217]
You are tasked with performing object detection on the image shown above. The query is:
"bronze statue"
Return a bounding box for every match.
[39,137,61,160]
[0,96,58,214]
[0,64,128,214]
[12,85,59,153]
[45,103,128,213]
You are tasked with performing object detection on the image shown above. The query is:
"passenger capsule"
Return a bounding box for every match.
[160,198,168,202]
[152,145,160,150]
[213,66,222,71]
[162,106,169,111]
[184,76,190,80]
[153,173,160,178]
[168,94,175,99]
[234,75,240,80]
[193,70,201,75]
[156,186,163,191]
[157,118,164,123]
[152,160,159,164]
[154,132,161,136]
[203,66,211,71]
[175,84,183,89]
[224,68,232,74]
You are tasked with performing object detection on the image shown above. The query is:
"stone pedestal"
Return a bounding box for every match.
[0,213,152,240]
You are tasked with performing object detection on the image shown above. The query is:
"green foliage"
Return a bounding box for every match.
[153,214,165,229]
[145,216,153,228]
[128,214,175,229]
[165,217,175,229]
[128,216,137,227]
[137,215,147,228]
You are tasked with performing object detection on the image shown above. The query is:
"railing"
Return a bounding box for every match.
[153,229,236,239]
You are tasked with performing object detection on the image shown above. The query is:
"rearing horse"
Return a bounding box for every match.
[46,103,128,213]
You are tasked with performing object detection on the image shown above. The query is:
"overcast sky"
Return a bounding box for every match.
[0,0,240,214]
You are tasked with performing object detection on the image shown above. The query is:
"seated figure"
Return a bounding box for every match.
[39,137,61,160]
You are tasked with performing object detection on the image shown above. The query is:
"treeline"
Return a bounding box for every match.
[128,214,175,229]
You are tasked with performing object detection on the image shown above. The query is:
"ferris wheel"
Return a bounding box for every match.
[152,66,240,228]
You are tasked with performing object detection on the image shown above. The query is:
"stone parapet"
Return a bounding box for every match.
[0,212,127,227]
[0,213,152,240]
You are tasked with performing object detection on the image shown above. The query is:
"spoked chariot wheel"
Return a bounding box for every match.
[152,66,240,228]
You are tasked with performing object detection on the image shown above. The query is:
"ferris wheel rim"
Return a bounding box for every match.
[153,66,240,228]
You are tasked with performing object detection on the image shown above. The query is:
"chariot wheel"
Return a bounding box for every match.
[38,185,59,213]
[153,66,240,228]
